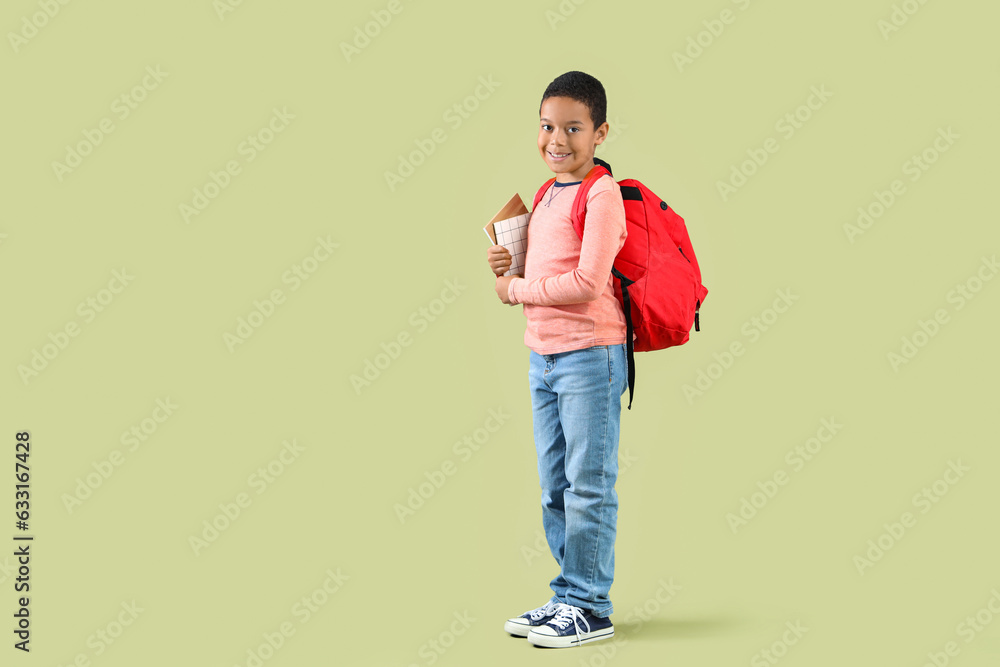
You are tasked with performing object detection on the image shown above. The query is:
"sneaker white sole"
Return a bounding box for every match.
[504,620,531,637]
[527,627,614,648]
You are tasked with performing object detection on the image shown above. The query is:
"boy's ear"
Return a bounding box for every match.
[595,121,610,144]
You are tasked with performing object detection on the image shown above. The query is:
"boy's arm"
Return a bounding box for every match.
[507,181,625,306]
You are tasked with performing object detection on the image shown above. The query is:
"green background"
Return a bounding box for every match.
[2,1,999,665]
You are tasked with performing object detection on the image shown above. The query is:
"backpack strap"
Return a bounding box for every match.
[568,158,613,240]
[612,267,636,410]
[565,159,637,410]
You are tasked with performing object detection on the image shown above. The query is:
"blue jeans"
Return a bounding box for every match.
[528,343,628,618]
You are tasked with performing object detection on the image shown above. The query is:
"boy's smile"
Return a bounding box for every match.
[538,96,608,183]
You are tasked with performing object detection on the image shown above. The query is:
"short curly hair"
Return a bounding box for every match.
[539,71,607,131]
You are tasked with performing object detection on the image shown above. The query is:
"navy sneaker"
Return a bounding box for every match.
[504,599,560,637]
[527,603,614,648]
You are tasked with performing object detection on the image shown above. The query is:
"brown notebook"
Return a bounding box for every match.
[483,193,530,277]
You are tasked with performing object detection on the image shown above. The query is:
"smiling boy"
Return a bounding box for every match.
[487,71,628,648]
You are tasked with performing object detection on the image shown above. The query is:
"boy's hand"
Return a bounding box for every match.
[487,245,512,276]
[495,275,517,304]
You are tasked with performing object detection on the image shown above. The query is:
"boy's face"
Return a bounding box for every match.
[538,96,609,183]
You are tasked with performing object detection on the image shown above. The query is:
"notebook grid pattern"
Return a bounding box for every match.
[493,212,530,277]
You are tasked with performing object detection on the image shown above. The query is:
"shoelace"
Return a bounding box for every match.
[548,603,591,645]
[526,600,557,621]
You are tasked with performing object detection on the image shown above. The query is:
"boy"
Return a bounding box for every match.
[487,71,628,648]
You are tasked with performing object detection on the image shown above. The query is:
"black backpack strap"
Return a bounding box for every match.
[612,267,636,410]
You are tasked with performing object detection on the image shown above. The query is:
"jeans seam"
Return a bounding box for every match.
[584,360,613,606]
[621,343,628,383]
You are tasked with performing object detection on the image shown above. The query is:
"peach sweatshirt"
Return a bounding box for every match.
[507,173,628,355]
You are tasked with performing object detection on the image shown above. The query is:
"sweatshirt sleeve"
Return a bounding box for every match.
[508,180,625,306]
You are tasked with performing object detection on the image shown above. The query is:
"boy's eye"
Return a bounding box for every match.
[541,125,579,133]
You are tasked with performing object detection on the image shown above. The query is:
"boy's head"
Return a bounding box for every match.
[538,71,609,182]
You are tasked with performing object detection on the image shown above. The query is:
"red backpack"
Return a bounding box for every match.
[532,157,708,409]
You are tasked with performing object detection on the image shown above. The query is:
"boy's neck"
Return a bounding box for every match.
[555,157,596,183]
